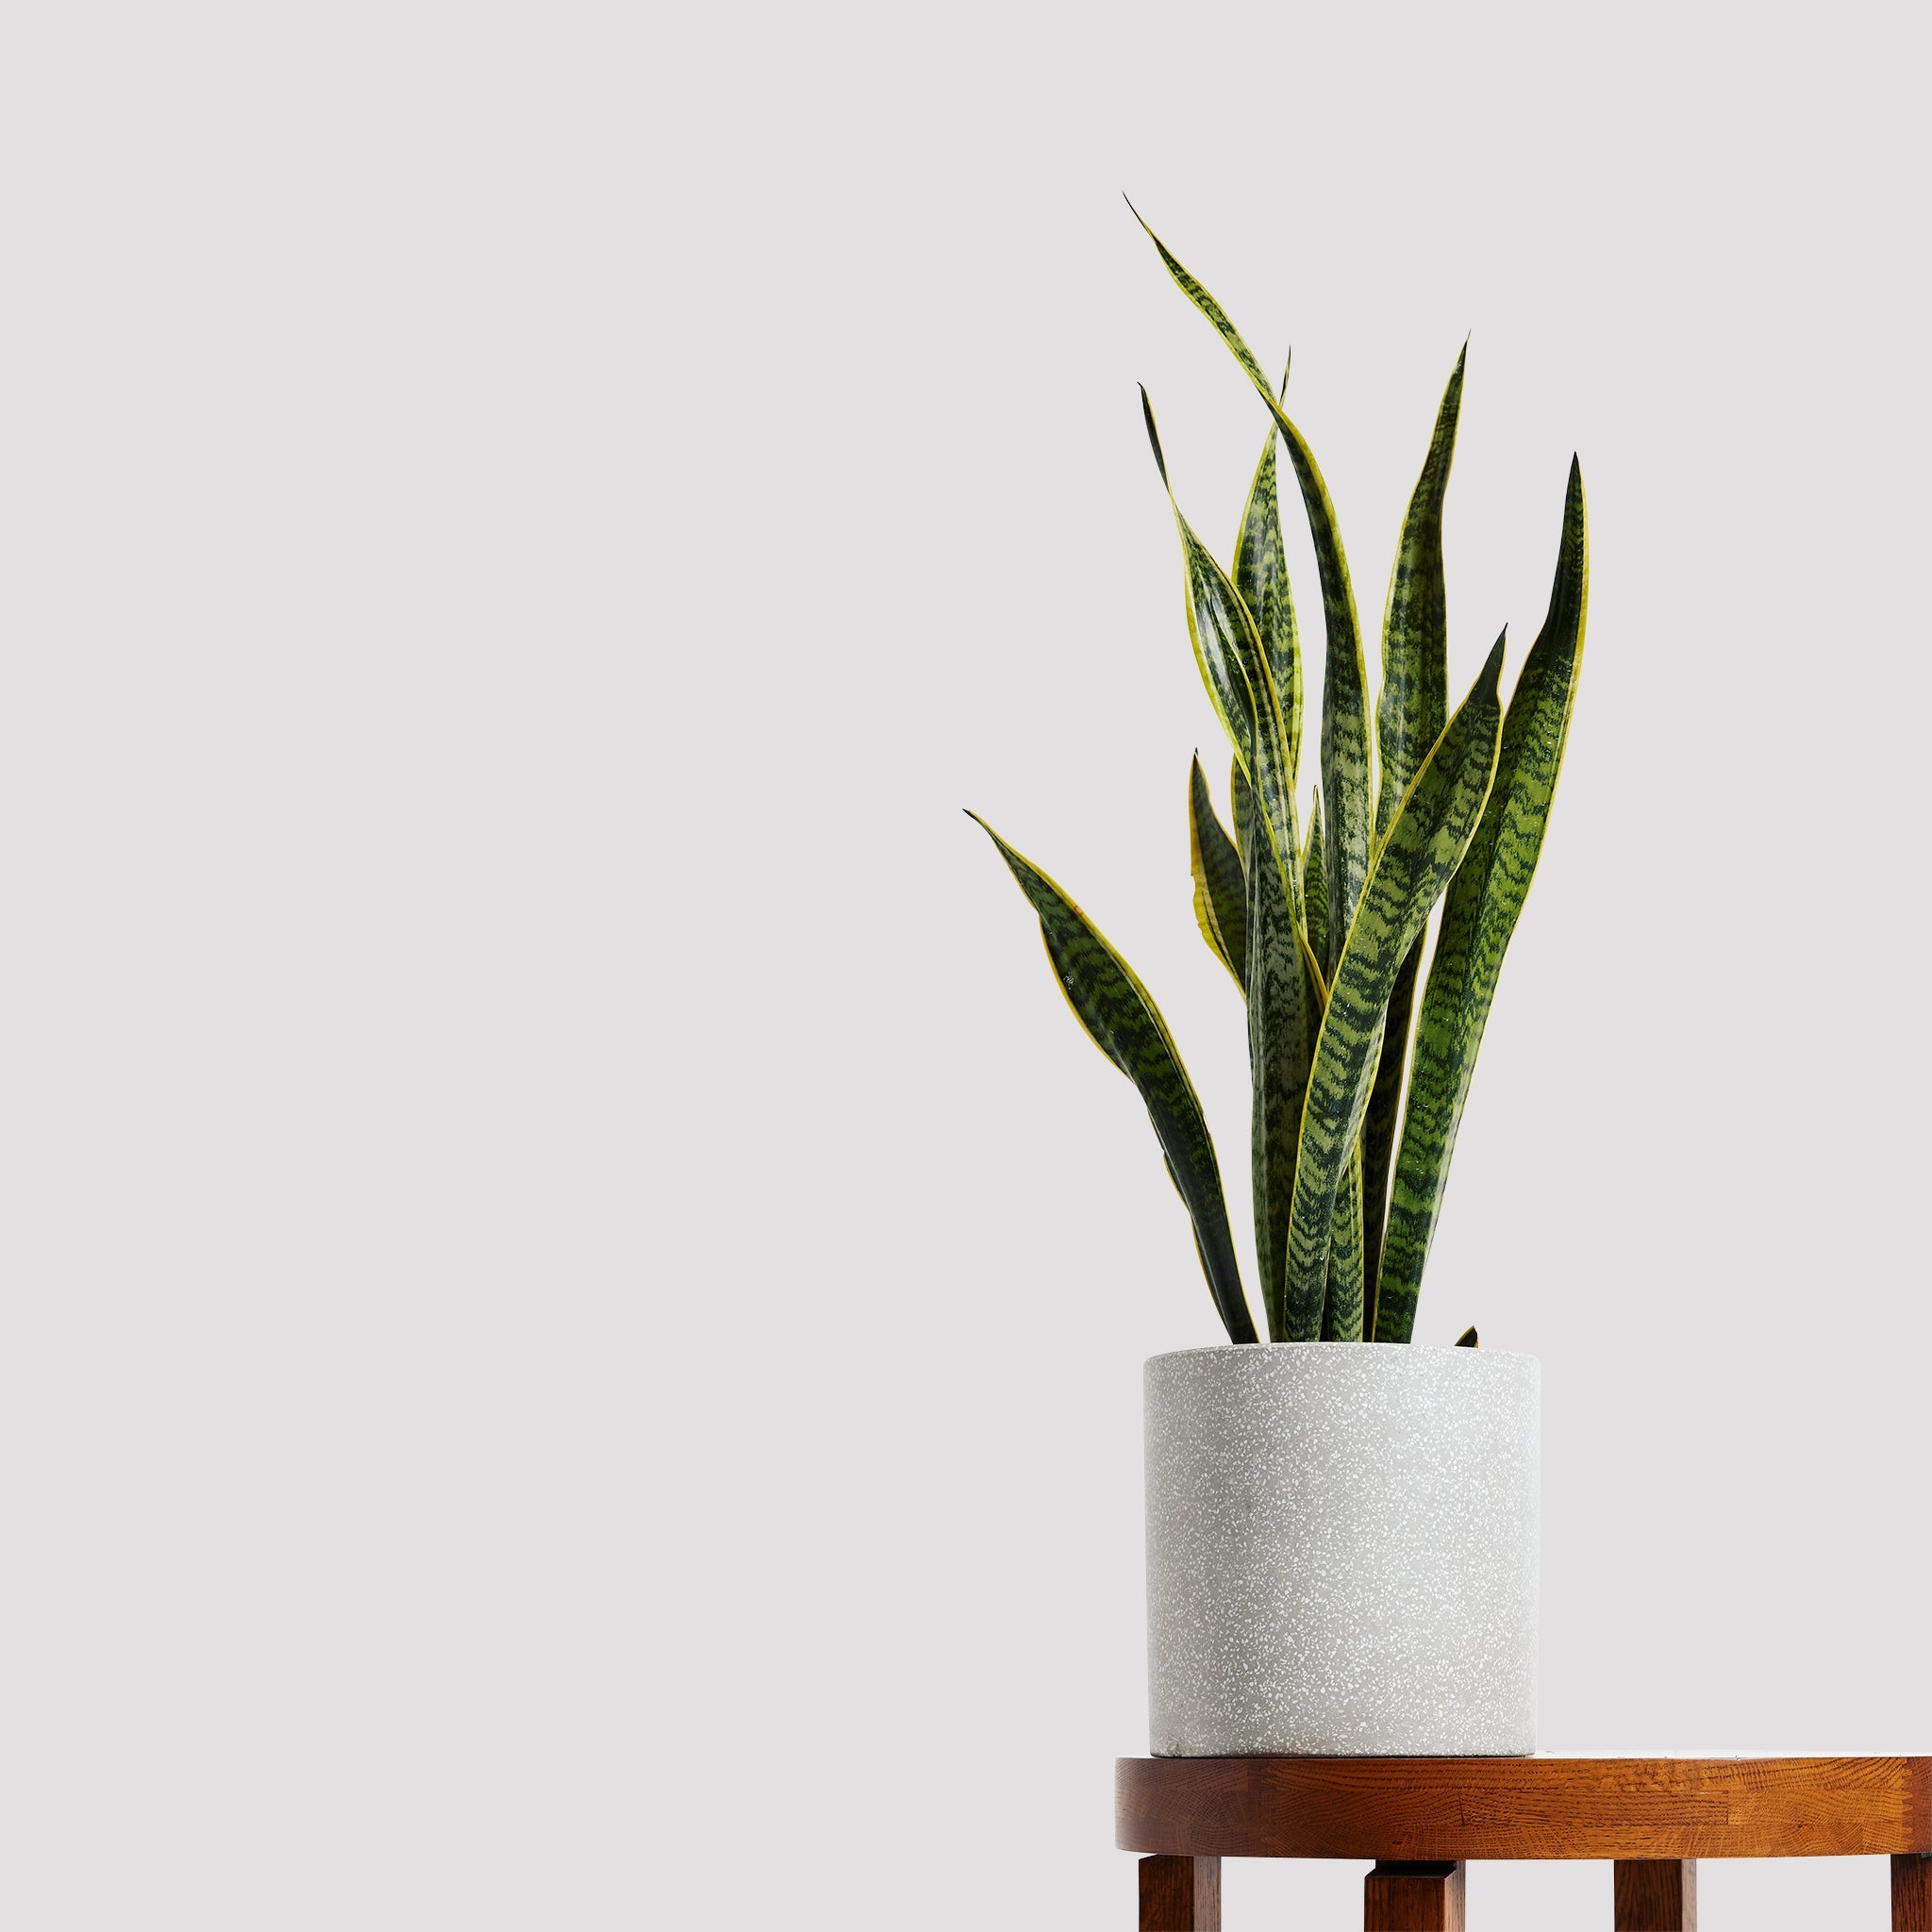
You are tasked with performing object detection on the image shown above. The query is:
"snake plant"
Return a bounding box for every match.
[972,210,1590,1345]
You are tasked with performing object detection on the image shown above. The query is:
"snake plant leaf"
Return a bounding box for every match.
[1237,765,1320,1341]
[1188,754,1247,991]
[1456,1324,1478,1347]
[1359,942,1419,1339]
[1377,460,1590,1341]
[1130,209,1372,962]
[1374,344,1466,846]
[1234,360,1303,785]
[1321,1141,1366,1341]
[1316,581,1374,986]
[1141,388,1303,924]
[1280,638,1507,1337]
[970,812,1259,1344]
[1302,788,1329,981]
[1360,346,1468,1328]
[1230,752,1252,862]
[1126,198,1275,391]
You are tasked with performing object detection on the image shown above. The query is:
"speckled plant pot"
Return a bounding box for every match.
[1144,1342,1539,1757]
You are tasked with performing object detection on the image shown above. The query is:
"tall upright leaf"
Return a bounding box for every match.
[1236,766,1320,1342]
[1141,389,1303,924]
[1358,942,1416,1346]
[1374,346,1466,843]
[1233,360,1303,785]
[1302,789,1329,995]
[1361,346,1467,1323]
[1129,208,1371,961]
[970,813,1258,1343]
[1281,641,1507,1336]
[1378,462,1590,1340]
[1321,1144,1366,1341]
[1188,754,1246,990]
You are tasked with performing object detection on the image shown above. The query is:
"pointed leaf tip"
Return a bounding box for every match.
[1479,628,1507,693]
[1140,385,1169,488]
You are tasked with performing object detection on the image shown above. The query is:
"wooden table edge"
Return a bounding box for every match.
[1116,1755,1932,1861]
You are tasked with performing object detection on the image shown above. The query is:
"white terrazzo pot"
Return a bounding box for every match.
[1144,1341,1538,1757]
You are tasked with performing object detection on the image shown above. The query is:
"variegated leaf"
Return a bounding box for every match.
[1234,361,1303,785]
[1281,640,1506,1337]
[1362,349,1468,1313]
[1141,389,1303,925]
[1301,787,1329,985]
[1236,765,1320,1342]
[971,812,1258,1343]
[1129,208,1371,965]
[1377,462,1589,1341]
[1188,754,1246,990]
[1359,942,1419,1343]
[1321,1141,1366,1341]
[1374,344,1466,844]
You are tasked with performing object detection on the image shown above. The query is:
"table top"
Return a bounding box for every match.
[1116,1756,1932,1860]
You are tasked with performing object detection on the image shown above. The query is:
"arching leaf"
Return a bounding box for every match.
[1130,208,1370,961]
[970,812,1258,1343]
[1141,389,1303,926]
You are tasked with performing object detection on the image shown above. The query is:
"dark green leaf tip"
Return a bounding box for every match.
[1139,385,1170,490]
[1456,1324,1478,1347]
[1478,628,1507,696]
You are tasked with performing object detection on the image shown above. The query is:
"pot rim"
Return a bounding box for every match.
[1145,1340,1539,1370]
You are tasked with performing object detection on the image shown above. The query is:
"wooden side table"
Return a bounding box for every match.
[1117,1756,1932,1928]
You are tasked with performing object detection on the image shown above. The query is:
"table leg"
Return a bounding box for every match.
[1893,1854,1932,1931]
[1613,1858,1696,1929]
[1364,1859,1465,1930]
[1139,1855,1220,1931]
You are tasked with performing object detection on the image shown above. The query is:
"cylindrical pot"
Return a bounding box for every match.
[1144,1342,1539,1757]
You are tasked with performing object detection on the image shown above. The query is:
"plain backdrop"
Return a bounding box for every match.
[1,2,1927,1925]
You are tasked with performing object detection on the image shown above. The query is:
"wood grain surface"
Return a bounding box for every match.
[1116,1757,1932,1861]
[1138,1854,1220,1930]
[1894,1854,1932,1931]
[1614,1857,1695,1928]
[1364,1858,1464,1930]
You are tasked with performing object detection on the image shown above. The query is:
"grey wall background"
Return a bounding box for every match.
[2,2,1926,1924]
